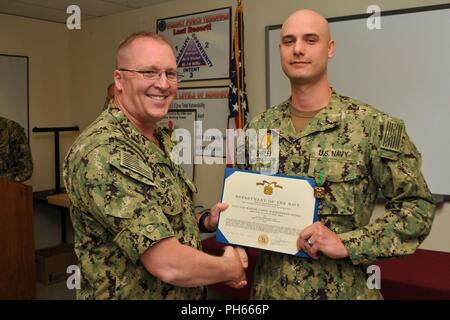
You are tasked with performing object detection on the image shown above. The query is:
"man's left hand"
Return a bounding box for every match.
[297,222,349,260]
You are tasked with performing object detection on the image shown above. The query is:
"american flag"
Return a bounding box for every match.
[228,0,249,130]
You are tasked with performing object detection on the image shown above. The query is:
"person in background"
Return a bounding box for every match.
[0,116,33,182]
[103,82,116,110]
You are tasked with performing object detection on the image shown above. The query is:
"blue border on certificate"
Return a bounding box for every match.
[216,168,319,258]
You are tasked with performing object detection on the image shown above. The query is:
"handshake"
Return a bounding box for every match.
[201,202,248,289]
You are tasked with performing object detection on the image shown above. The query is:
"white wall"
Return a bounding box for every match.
[0,13,73,191]
[0,14,74,249]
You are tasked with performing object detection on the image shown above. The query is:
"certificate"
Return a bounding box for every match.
[216,168,318,257]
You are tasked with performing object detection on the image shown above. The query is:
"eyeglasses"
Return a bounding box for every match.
[118,68,184,83]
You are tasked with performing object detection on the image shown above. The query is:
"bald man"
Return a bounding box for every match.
[240,10,435,299]
[63,32,247,299]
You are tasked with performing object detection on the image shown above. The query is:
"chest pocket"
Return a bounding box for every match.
[308,157,366,216]
[175,165,198,194]
[153,163,192,217]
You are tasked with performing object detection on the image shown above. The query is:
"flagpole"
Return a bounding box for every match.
[227,0,249,166]
[228,0,248,131]
[238,0,245,128]
[234,0,243,129]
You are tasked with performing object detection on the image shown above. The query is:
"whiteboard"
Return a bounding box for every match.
[266,5,450,195]
[0,54,29,137]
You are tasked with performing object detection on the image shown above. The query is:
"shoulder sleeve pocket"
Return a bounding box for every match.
[109,150,157,187]
[98,151,157,220]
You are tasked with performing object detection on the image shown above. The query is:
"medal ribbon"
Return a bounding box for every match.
[315,172,327,186]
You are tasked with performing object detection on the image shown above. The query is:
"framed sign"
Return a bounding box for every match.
[171,86,229,158]
[157,7,231,81]
[159,109,197,181]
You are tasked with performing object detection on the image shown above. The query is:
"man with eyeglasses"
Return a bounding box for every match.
[63,32,247,300]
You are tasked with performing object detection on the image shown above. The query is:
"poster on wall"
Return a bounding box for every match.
[159,109,197,181]
[170,86,229,159]
[157,7,231,81]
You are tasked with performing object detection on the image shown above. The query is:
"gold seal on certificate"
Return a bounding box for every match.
[258,234,269,246]
[216,168,318,257]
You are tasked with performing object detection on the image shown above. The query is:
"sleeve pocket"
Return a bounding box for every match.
[109,155,157,187]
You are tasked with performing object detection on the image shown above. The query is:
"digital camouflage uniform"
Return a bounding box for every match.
[63,103,203,299]
[241,90,435,300]
[0,116,33,182]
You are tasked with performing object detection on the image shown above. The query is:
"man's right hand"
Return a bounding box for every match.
[222,246,247,288]
[205,202,228,231]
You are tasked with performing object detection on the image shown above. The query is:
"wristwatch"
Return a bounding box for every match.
[198,210,215,233]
